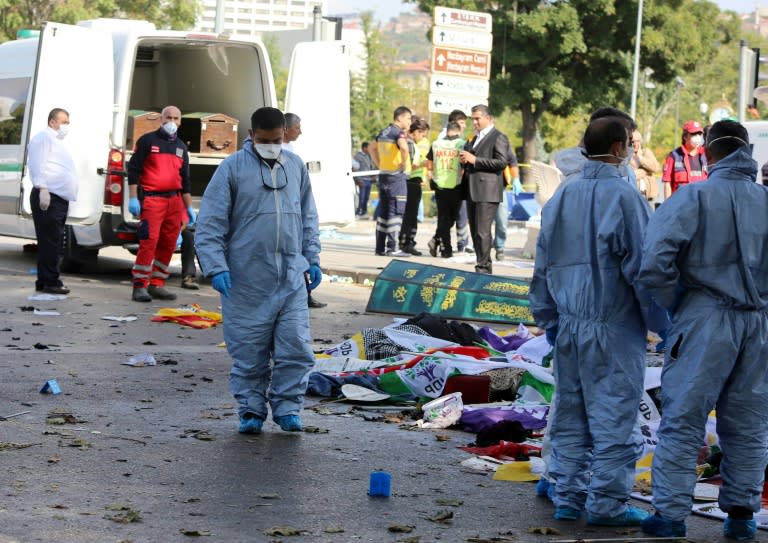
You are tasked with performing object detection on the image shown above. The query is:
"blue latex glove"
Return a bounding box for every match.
[512,177,523,195]
[128,196,141,218]
[211,271,232,298]
[187,206,196,226]
[308,264,322,290]
[545,326,558,347]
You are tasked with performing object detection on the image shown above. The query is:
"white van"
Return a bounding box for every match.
[0,18,353,270]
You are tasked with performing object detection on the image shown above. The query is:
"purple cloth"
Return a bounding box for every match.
[459,405,549,433]
[478,326,532,353]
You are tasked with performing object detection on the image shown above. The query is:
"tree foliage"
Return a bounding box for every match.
[262,33,288,110]
[0,0,198,42]
[408,0,737,162]
[349,12,404,149]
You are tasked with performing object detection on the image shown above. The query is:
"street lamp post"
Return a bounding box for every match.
[674,76,685,145]
[630,0,645,120]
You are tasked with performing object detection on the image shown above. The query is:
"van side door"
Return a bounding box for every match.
[22,22,114,224]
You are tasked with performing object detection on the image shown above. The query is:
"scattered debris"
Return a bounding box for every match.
[323,526,345,533]
[0,410,30,421]
[435,499,463,507]
[425,510,454,524]
[527,526,560,535]
[104,504,141,523]
[179,528,211,536]
[387,524,415,533]
[123,353,157,367]
[263,526,310,536]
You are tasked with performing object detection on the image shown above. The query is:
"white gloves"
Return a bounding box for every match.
[39,188,50,211]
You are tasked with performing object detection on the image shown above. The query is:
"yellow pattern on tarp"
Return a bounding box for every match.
[151,304,223,329]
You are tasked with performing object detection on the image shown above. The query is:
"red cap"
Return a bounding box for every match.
[683,120,703,134]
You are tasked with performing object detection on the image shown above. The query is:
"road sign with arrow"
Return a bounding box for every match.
[430,74,489,98]
[432,25,492,52]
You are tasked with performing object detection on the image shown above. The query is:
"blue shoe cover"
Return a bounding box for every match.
[641,513,687,537]
[536,478,551,497]
[274,414,303,432]
[724,518,757,541]
[553,506,582,520]
[588,505,649,526]
[238,416,263,434]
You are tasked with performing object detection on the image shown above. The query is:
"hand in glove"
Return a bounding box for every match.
[187,206,196,226]
[128,197,141,218]
[38,188,51,211]
[307,264,322,290]
[212,271,232,298]
[545,326,558,347]
[512,177,523,196]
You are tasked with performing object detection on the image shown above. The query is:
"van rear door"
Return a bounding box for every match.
[22,22,114,224]
[285,41,354,226]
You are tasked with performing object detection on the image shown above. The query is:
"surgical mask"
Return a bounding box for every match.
[690,134,704,147]
[56,124,69,139]
[254,143,282,160]
[162,121,178,136]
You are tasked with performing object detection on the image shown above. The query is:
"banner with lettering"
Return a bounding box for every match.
[365,260,534,325]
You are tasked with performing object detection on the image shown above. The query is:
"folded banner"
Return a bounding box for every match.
[366,260,534,325]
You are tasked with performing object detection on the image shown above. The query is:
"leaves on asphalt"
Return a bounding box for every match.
[264,525,310,536]
[426,509,454,523]
[323,526,345,533]
[527,526,560,535]
[104,504,141,523]
[302,425,329,433]
[259,493,281,499]
[179,528,211,536]
[388,524,415,533]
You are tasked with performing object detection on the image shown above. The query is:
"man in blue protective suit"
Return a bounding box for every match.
[530,116,667,526]
[639,120,768,541]
[195,107,322,435]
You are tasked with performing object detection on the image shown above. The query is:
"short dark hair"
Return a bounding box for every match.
[584,117,628,156]
[361,141,369,150]
[251,107,285,131]
[410,118,429,132]
[48,108,68,122]
[590,106,637,131]
[446,121,461,134]
[284,112,301,128]
[471,104,491,117]
[706,120,749,161]
[393,106,412,120]
[447,109,467,122]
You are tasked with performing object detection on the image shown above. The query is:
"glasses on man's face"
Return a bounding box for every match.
[260,161,288,190]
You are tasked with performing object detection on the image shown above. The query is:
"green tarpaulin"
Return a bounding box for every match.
[365,260,534,325]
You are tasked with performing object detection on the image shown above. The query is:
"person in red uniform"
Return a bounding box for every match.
[662,120,708,199]
[127,105,194,302]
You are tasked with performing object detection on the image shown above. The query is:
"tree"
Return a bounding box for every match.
[349,12,404,148]
[409,0,735,162]
[0,0,198,42]
[262,33,288,109]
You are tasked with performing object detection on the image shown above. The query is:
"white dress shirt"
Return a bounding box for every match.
[472,124,494,149]
[27,127,78,201]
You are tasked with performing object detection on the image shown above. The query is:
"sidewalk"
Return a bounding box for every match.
[317,216,535,284]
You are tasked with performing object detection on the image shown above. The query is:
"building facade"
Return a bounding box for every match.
[196,0,327,35]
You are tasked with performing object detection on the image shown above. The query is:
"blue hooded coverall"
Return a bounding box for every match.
[530,160,667,517]
[195,140,321,421]
[638,148,768,522]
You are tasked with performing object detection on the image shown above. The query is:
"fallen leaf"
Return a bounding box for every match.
[264,526,309,536]
[388,524,415,533]
[527,527,560,535]
[426,510,454,523]
[104,504,141,523]
[192,432,215,441]
[259,493,281,499]
[0,442,38,450]
[435,434,451,441]
[435,499,463,507]
[49,504,68,509]
[200,412,222,419]
[179,528,211,536]
[48,453,61,464]
[323,526,345,533]
[66,438,91,448]
[302,426,329,434]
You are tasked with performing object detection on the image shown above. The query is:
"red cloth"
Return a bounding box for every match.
[461,440,541,460]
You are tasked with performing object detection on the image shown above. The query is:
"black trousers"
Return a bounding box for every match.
[180,228,197,278]
[399,178,422,250]
[31,187,69,289]
[467,200,498,274]
[434,187,463,257]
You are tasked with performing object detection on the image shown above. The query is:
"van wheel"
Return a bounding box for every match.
[60,226,99,273]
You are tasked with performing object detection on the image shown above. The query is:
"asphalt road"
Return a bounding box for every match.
[0,230,736,542]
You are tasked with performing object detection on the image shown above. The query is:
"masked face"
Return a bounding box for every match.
[162,121,178,136]
[57,123,70,140]
[689,134,704,148]
[253,143,282,160]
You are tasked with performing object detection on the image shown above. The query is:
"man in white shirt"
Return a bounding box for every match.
[27,108,78,295]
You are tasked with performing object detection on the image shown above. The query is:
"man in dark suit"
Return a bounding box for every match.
[459,105,511,274]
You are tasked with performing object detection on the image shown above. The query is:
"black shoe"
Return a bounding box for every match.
[441,251,453,258]
[375,251,386,256]
[35,284,43,292]
[308,295,327,309]
[427,237,438,257]
[132,287,152,302]
[495,249,505,261]
[43,285,70,295]
[147,285,177,300]
[181,275,200,290]
[403,246,422,256]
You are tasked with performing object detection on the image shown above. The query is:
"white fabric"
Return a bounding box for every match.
[472,123,494,148]
[27,127,78,201]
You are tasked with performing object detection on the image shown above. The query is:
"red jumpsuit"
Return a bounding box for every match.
[662,146,708,194]
[127,129,190,288]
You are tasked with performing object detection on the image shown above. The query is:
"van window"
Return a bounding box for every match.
[0,77,30,145]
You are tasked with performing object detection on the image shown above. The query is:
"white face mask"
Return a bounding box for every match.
[162,121,178,136]
[56,124,70,139]
[254,143,282,160]
[689,134,704,147]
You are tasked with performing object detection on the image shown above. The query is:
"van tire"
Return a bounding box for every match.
[60,226,99,273]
